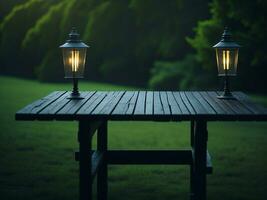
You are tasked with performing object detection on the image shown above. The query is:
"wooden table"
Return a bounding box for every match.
[15,91,267,200]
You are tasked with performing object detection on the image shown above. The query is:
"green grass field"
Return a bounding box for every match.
[0,76,267,200]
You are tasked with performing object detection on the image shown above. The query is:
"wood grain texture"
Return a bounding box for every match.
[112,91,136,115]
[16,91,66,115]
[166,91,182,115]
[153,91,164,115]
[200,91,231,115]
[57,92,95,115]
[192,92,216,115]
[38,92,72,119]
[177,92,195,114]
[206,92,235,115]
[16,91,267,121]
[215,91,252,114]
[233,92,267,114]
[134,91,146,115]
[77,92,108,115]
[145,91,153,115]
[160,92,171,115]
[92,91,125,115]
[184,92,206,114]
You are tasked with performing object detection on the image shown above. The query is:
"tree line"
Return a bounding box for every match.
[0,0,266,93]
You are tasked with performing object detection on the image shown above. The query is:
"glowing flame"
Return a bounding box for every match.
[223,50,230,70]
[69,50,80,72]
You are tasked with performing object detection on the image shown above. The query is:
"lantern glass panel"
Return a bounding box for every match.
[62,48,87,78]
[215,48,239,76]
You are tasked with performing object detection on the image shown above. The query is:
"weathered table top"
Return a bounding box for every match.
[15,91,267,121]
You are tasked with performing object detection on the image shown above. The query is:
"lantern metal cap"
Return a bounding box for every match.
[213,27,241,49]
[59,27,89,48]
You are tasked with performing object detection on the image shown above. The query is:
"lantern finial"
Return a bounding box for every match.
[221,26,233,42]
[67,27,81,43]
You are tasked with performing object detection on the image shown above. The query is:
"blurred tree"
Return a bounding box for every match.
[130,0,183,86]
[131,0,209,60]
[60,0,102,41]
[149,54,204,90]
[21,0,104,81]
[21,0,69,81]
[0,0,59,77]
[146,0,210,89]
[0,0,27,20]
[0,0,210,86]
[2,0,265,93]
[83,0,138,85]
[188,0,267,93]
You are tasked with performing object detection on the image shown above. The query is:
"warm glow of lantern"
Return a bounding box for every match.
[68,50,80,72]
[223,50,230,70]
[212,27,241,99]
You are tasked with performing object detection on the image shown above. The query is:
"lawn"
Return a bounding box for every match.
[0,76,267,200]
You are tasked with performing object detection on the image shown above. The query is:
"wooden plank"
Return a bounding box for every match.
[78,120,93,200]
[160,92,171,114]
[206,151,212,174]
[125,91,139,115]
[166,91,182,115]
[215,91,252,114]
[107,150,192,165]
[16,91,66,115]
[91,151,104,179]
[145,91,153,115]
[112,91,134,115]
[97,121,108,200]
[95,91,125,115]
[134,91,146,115]
[233,92,267,114]
[77,92,107,114]
[206,92,235,114]
[172,92,191,114]
[193,120,207,200]
[192,92,216,114]
[75,151,104,178]
[16,90,267,121]
[112,91,135,115]
[184,92,206,114]
[153,91,164,115]
[38,92,72,116]
[57,92,95,115]
[92,92,117,114]
[200,91,232,114]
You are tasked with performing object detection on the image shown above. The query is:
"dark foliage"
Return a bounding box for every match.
[0,0,266,93]
[188,0,267,93]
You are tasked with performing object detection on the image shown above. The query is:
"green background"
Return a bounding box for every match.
[0,0,267,199]
[0,0,267,93]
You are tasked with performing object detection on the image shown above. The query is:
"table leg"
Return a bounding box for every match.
[78,120,93,200]
[193,120,208,200]
[97,121,108,200]
[190,120,195,200]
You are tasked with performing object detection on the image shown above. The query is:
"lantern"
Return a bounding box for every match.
[60,28,89,99]
[213,27,241,99]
